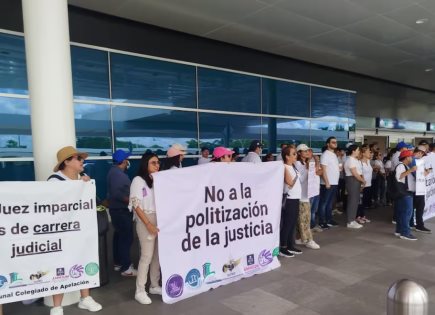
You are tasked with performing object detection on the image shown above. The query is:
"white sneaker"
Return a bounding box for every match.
[347,221,363,229]
[305,240,320,249]
[332,208,343,215]
[295,239,304,245]
[78,296,102,312]
[114,265,121,271]
[311,225,323,232]
[394,232,400,237]
[50,307,63,315]
[149,286,162,295]
[121,266,138,277]
[135,291,152,304]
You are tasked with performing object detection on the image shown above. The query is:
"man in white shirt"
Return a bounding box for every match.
[318,137,340,229]
[242,140,262,164]
[197,147,211,165]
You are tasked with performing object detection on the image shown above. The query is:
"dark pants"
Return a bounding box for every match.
[396,194,413,237]
[373,175,386,203]
[280,198,299,249]
[318,185,338,224]
[309,195,320,229]
[412,195,425,229]
[109,208,134,272]
[357,186,371,217]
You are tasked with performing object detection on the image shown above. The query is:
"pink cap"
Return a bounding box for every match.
[167,143,187,158]
[213,147,234,159]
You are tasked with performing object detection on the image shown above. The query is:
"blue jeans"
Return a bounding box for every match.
[309,195,320,229]
[109,208,134,272]
[318,185,338,224]
[395,195,413,236]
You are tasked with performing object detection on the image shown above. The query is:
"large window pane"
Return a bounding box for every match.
[0,97,32,157]
[112,106,197,155]
[311,120,349,152]
[71,46,109,100]
[0,161,34,181]
[199,113,261,152]
[0,33,27,95]
[198,68,261,113]
[111,54,196,108]
[311,87,352,120]
[262,79,309,117]
[262,118,311,153]
[75,103,112,156]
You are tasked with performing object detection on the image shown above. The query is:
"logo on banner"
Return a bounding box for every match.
[202,262,221,284]
[222,259,241,273]
[56,268,65,276]
[69,265,84,278]
[166,274,184,298]
[246,254,255,266]
[9,272,25,288]
[258,249,273,267]
[272,247,280,257]
[29,271,50,284]
[85,263,99,276]
[185,269,202,289]
[0,276,8,289]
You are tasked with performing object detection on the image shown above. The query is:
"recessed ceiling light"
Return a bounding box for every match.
[425,68,433,72]
[416,18,429,24]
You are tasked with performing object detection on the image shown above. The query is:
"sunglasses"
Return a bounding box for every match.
[73,155,84,162]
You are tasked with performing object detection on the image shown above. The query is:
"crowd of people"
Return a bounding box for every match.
[5,137,434,315]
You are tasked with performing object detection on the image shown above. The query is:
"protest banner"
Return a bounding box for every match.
[307,161,320,199]
[0,181,100,303]
[423,170,435,221]
[154,161,283,304]
[415,159,426,196]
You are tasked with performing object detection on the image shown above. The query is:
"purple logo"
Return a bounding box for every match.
[258,249,273,267]
[165,274,184,298]
[69,265,84,278]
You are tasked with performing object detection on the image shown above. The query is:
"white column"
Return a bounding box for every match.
[22,0,76,181]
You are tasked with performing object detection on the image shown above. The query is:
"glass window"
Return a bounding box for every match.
[0,161,34,181]
[199,113,261,152]
[262,79,309,117]
[311,87,352,120]
[112,106,198,155]
[348,93,356,119]
[310,120,349,152]
[111,54,196,108]
[198,68,261,113]
[71,46,109,100]
[0,97,32,157]
[262,118,311,153]
[0,33,27,95]
[74,103,112,156]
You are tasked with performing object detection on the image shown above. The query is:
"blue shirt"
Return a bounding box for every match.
[107,165,131,209]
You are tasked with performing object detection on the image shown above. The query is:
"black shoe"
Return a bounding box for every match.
[278,249,295,258]
[320,223,330,230]
[288,247,303,255]
[415,227,432,234]
[327,220,339,227]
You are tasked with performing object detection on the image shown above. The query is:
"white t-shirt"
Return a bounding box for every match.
[242,152,262,164]
[395,163,415,192]
[129,176,156,217]
[295,161,308,202]
[385,160,392,171]
[320,150,340,185]
[285,164,301,200]
[391,151,401,169]
[198,157,210,165]
[344,156,362,176]
[373,160,385,175]
[361,160,373,187]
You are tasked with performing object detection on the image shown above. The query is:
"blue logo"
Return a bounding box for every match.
[0,276,8,289]
[258,249,273,267]
[185,269,202,289]
[247,254,255,266]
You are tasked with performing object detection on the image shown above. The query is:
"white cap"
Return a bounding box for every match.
[296,144,310,151]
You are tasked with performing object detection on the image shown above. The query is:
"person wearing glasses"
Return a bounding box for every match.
[318,137,340,229]
[48,146,102,315]
[129,153,162,304]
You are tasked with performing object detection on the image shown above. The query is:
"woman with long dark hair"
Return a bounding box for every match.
[161,143,186,170]
[129,153,161,304]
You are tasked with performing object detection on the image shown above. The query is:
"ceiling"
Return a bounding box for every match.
[68,0,435,92]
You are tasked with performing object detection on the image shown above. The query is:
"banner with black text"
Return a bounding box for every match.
[154,162,284,304]
[0,181,100,303]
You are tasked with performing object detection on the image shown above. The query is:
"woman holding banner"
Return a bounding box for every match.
[279,145,303,258]
[49,146,103,315]
[295,144,320,250]
[129,153,162,305]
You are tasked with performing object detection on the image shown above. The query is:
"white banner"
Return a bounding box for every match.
[423,170,435,221]
[154,162,283,304]
[415,159,426,196]
[307,162,320,199]
[0,181,100,304]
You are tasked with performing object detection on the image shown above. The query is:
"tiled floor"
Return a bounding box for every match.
[4,206,435,315]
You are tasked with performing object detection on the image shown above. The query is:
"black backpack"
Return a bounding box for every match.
[387,163,410,200]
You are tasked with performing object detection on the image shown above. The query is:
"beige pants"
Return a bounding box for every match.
[136,213,160,294]
[298,201,313,242]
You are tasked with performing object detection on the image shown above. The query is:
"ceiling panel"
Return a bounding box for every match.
[391,34,435,57]
[384,4,435,34]
[418,0,435,14]
[347,0,416,14]
[344,15,417,44]
[275,0,373,27]
[238,7,334,41]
